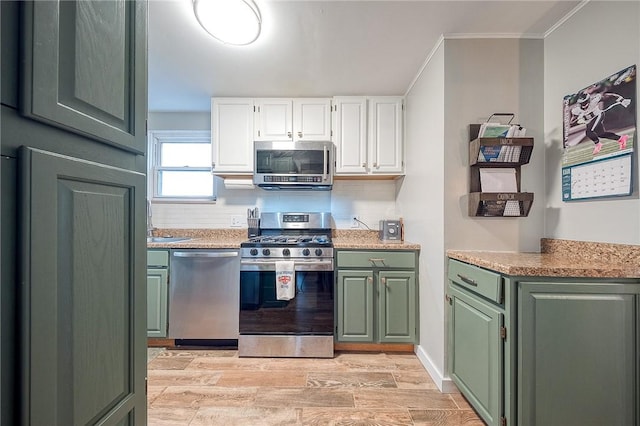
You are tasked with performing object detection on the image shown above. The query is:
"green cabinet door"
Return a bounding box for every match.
[147,268,168,338]
[21,0,147,153]
[518,282,638,426]
[336,270,374,342]
[448,284,504,426]
[19,147,147,425]
[378,270,416,343]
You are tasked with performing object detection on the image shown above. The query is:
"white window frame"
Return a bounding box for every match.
[147,130,216,203]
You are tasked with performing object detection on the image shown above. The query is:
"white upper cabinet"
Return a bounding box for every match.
[254,98,332,141]
[333,96,404,176]
[333,96,368,174]
[293,98,333,141]
[368,96,404,174]
[211,98,255,173]
[254,98,293,141]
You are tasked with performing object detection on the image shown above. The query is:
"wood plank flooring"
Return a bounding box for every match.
[147,349,485,425]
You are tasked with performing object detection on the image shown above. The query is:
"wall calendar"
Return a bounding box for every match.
[562,65,636,201]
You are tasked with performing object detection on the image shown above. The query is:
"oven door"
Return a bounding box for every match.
[239,269,334,335]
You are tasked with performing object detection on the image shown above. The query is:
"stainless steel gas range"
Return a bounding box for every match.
[238,212,334,358]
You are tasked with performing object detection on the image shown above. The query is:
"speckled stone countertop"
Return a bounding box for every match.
[147,229,420,250]
[147,229,246,249]
[447,238,640,278]
[332,230,420,250]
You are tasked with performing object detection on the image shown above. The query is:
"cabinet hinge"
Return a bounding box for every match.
[445,294,453,305]
[500,326,507,340]
[145,377,148,395]
[500,416,507,426]
[258,130,261,137]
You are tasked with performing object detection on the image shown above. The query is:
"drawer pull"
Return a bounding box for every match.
[457,274,478,287]
[368,258,387,267]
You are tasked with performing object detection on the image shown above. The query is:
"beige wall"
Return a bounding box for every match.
[397,40,446,384]
[544,1,640,243]
[403,37,545,390]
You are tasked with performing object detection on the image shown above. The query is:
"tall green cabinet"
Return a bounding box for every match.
[447,258,640,426]
[1,1,148,424]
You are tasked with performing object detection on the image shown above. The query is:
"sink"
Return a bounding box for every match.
[147,236,191,243]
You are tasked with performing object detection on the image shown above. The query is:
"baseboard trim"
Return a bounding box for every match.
[414,344,458,393]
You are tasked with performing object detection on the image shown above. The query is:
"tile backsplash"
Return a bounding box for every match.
[150,178,401,230]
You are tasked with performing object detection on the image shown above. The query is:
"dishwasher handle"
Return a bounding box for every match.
[173,251,239,258]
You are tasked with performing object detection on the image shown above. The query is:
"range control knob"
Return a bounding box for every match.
[282,248,291,256]
[315,248,323,256]
[262,248,271,256]
[250,248,258,256]
[302,248,310,256]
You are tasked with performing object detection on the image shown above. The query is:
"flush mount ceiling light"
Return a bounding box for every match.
[193,0,262,46]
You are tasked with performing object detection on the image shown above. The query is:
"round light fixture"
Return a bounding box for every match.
[193,0,262,46]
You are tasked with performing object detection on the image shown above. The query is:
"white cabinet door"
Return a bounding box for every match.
[254,98,293,141]
[211,98,255,173]
[368,96,404,174]
[333,96,368,174]
[293,98,332,141]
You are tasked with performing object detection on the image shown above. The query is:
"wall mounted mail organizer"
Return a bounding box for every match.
[468,114,534,217]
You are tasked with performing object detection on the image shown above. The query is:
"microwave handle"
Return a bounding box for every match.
[323,146,329,181]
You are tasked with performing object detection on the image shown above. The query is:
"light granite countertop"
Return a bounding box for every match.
[447,238,640,278]
[147,229,420,251]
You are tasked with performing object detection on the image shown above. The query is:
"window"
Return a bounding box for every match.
[148,130,216,201]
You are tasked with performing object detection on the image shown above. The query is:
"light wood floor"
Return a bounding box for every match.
[147,348,485,425]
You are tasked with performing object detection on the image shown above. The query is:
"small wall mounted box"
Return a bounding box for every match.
[379,220,402,243]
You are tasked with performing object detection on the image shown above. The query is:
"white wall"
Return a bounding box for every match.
[402,37,546,390]
[397,40,447,386]
[544,1,640,244]
[147,112,397,229]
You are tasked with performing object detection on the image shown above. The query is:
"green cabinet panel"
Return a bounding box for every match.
[448,259,503,303]
[337,250,416,269]
[336,270,374,341]
[19,147,147,425]
[448,284,504,426]
[518,282,639,426]
[21,0,147,154]
[336,250,419,344]
[147,268,168,338]
[378,270,416,343]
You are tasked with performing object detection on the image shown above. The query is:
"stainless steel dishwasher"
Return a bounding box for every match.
[168,249,240,341]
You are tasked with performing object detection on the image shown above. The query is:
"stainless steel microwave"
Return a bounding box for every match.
[253,140,334,190]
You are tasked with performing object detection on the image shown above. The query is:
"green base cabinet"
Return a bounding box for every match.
[518,281,639,426]
[447,258,640,426]
[336,250,418,344]
[147,250,169,338]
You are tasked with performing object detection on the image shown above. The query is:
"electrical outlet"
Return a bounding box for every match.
[231,215,244,227]
[351,216,360,228]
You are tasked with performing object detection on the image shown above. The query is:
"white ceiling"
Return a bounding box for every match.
[148,0,580,112]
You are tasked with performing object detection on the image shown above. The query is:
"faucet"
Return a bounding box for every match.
[147,199,154,237]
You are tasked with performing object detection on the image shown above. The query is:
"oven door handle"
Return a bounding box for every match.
[174,251,239,258]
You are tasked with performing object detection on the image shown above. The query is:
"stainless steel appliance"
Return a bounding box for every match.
[253,140,334,190]
[169,249,240,342]
[239,212,334,357]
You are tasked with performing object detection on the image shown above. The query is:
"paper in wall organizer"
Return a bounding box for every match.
[479,168,518,193]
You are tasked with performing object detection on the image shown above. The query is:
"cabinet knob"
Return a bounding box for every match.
[211,162,216,169]
[367,276,373,284]
[298,131,303,138]
[381,277,387,286]
[362,163,367,168]
[287,132,292,138]
[373,162,379,169]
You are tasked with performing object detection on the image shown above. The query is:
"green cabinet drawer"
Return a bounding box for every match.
[148,250,169,267]
[448,259,503,304]
[337,251,416,269]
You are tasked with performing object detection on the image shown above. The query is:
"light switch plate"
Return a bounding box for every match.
[231,215,244,227]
